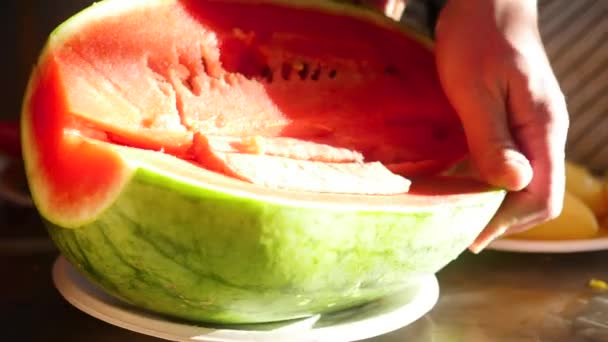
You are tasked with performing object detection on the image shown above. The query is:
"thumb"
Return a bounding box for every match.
[453,86,533,191]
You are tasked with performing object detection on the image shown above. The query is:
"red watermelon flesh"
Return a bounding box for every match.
[198,135,365,163]
[32,1,466,195]
[193,133,411,194]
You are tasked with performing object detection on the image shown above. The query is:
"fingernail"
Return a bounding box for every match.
[469,226,508,254]
[468,244,484,254]
[498,155,533,191]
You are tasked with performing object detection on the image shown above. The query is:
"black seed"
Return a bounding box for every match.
[384,65,399,76]
[260,65,273,83]
[298,63,310,80]
[311,65,321,81]
[281,62,292,80]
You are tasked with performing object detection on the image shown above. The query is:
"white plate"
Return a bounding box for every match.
[488,236,608,253]
[52,256,439,342]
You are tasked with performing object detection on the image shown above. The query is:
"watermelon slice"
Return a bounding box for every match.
[22,0,505,324]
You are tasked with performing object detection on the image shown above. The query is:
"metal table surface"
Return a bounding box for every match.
[2,201,608,342]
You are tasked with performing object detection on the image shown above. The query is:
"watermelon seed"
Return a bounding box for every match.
[311,65,322,81]
[297,63,310,80]
[329,69,337,79]
[260,65,273,83]
[384,65,399,76]
[281,62,292,80]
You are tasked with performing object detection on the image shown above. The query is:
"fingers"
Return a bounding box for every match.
[435,46,534,192]
[434,0,569,252]
[470,56,569,253]
[470,128,566,253]
[470,189,557,253]
[458,86,534,192]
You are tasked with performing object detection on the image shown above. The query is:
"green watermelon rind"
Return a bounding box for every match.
[22,0,506,324]
[47,150,504,323]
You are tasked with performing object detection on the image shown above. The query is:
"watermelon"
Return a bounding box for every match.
[21,0,505,324]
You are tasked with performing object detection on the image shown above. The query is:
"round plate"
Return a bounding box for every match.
[488,236,608,253]
[52,256,439,342]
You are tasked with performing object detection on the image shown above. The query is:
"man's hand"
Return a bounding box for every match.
[434,0,569,252]
[360,0,569,251]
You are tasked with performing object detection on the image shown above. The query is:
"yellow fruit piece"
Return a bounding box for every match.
[565,161,607,217]
[589,278,608,291]
[510,191,599,240]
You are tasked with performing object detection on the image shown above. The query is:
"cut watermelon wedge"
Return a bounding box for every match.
[21,0,505,324]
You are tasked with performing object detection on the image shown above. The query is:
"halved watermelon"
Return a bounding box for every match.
[22,0,505,324]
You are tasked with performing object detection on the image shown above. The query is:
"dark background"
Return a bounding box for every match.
[1,0,93,121]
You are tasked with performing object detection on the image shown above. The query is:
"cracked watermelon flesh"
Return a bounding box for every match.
[22,0,505,324]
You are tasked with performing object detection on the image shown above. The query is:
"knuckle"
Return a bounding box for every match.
[530,96,570,140]
[508,53,568,118]
[543,201,562,221]
[512,72,570,139]
[528,194,562,225]
[532,97,567,127]
[507,51,537,83]
[523,194,562,227]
